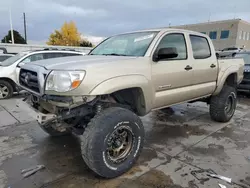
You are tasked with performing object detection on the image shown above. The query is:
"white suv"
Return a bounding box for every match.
[0,49,85,99]
[219,47,245,57]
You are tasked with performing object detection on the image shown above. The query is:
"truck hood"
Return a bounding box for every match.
[30,55,138,70]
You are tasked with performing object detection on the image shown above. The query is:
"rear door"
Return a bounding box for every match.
[189,35,218,98]
[151,32,194,108]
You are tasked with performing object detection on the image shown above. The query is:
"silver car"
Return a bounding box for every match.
[219,47,245,57]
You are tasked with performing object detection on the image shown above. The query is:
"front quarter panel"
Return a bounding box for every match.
[90,75,153,113]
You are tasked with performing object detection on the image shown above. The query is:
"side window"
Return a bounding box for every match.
[21,56,31,63]
[31,54,44,61]
[156,33,187,60]
[63,53,82,57]
[22,54,44,63]
[53,53,64,58]
[43,53,63,59]
[44,53,55,59]
[190,35,211,59]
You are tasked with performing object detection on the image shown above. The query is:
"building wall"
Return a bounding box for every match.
[236,21,250,49]
[173,19,244,50]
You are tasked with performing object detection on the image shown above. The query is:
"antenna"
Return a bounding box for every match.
[208,12,211,22]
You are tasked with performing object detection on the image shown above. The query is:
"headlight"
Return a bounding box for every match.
[45,71,85,92]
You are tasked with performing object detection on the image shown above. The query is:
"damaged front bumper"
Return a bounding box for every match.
[17,95,96,125]
[17,97,57,124]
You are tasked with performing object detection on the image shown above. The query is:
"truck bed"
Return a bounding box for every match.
[217,58,244,84]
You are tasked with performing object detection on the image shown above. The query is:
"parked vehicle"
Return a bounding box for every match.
[18,29,244,178]
[218,47,245,57]
[0,54,14,62]
[0,49,84,99]
[234,52,250,92]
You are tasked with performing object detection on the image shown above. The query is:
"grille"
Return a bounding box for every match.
[244,72,250,80]
[19,69,40,93]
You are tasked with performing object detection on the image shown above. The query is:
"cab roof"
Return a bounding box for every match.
[120,28,207,37]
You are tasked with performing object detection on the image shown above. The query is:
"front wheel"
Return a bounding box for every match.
[0,80,14,99]
[80,107,144,178]
[210,85,237,122]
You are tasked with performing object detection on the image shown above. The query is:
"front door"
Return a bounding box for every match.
[151,32,193,109]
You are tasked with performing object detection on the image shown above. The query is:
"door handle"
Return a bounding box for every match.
[210,64,216,68]
[184,65,193,71]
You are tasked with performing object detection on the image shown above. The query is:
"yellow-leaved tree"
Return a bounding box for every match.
[47,21,81,46]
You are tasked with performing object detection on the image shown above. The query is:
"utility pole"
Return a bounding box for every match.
[9,8,14,44]
[23,12,27,43]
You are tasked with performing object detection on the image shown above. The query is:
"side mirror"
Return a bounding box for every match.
[154,47,178,61]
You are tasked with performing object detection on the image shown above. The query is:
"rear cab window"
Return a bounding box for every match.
[190,35,211,59]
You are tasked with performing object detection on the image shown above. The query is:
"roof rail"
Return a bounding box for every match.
[61,48,76,51]
[43,47,58,50]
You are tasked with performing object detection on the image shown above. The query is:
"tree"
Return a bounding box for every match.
[80,40,93,47]
[47,30,63,45]
[1,30,26,44]
[47,21,81,46]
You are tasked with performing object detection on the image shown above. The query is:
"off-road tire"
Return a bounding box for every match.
[80,107,144,178]
[210,85,237,122]
[0,80,13,99]
[39,122,71,137]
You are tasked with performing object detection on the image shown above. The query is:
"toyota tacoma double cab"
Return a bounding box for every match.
[18,29,244,178]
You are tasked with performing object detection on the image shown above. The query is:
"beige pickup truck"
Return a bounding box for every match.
[18,28,244,178]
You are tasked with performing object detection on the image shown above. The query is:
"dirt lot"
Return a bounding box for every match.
[1,94,250,188]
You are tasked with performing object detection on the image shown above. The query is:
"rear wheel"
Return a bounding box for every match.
[0,80,13,99]
[210,85,237,122]
[80,107,144,178]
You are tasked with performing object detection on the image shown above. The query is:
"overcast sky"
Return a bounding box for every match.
[0,0,250,44]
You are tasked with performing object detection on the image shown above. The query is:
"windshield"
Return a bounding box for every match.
[235,53,250,64]
[0,52,27,66]
[0,55,12,62]
[90,31,159,56]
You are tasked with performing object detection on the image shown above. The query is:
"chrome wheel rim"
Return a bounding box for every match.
[0,84,9,99]
[106,126,134,164]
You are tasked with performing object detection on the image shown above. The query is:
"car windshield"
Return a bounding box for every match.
[235,53,250,65]
[0,55,12,62]
[90,31,159,57]
[0,52,28,66]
